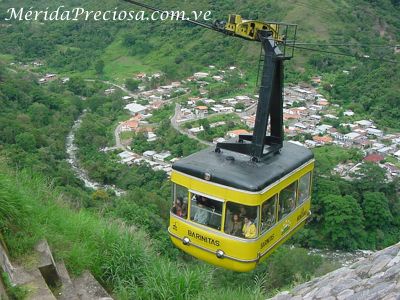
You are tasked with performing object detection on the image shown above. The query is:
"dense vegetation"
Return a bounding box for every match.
[0,151,337,299]
[0,63,336,299]
[293,146,400,250]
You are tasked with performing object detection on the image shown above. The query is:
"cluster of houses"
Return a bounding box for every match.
[117,149,175,175]
[37,73,70,85]
[182,82,400,180]
[136,81,188,101]
[104,79,188,102]
[177,94,255,122]
[264,85,400,179]
[175,66,253,121]
[10,60,44,70]
[111,75,191,174]
[333,152,399,181]
[112,69,400,180]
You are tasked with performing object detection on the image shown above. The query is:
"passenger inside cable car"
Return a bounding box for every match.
[171,185,188,219]
[242,216,257,239]
[190,194,223,230]
[278,182,297,219]
[224,213,242,237]
[261,195,277,233]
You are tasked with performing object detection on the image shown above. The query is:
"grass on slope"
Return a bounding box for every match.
[0,161,266,300]
[101,34,156,83]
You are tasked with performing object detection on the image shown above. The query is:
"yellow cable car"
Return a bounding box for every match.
[120,0,309,272]
[169,142,314,272]
[224,14,284,42]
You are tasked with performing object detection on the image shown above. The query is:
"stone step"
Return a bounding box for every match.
[72,271,113,300]
[35,240,61,290]
[12,266,56,300]
[56,260,79,300]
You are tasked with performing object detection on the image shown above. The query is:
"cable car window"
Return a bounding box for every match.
[278,182,297,220]
[261,195,277,233]
[225,202,258,239]
[298,172,311,205]
[190,194,222,230]
[171,184,188,219]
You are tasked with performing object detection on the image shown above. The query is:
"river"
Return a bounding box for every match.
[66,110,125,196]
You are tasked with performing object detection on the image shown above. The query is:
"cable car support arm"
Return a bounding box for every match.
[121,0,297,161]
[216,31,285,161]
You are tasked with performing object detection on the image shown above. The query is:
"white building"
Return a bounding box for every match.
[105,88,116,95]
[377,147,392,154]
[154,151,171,162]
[305,140,318,148]
[343,110,355,117]
[143,150,157,159]
[220,107,235,113]
[124,103,147,115]
[366,128,383,137]
[194,72,209,79]
[212,75,223,81]
[213,137,226,144]
[344,132,361,141]
[118,151,135,160]
[356,120,373,127]
[294,123,308,130]
[316,124,333,134]
[236,95,250,101]
[147,132,158,142]
[324,114,339,120]
[204,99,216,105]
[189,126,204,134]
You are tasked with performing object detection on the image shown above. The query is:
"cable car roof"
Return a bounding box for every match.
[172,142,314,192]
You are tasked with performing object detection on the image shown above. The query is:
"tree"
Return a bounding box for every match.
[353,162,387,193]
[67,77,87,96]
[28,103,50,126]
[15,132,36,152]
[362,192,392,229]
[125,78,140,92]
[92,189,110,202]
[234,103,246,110]
[322,195,365,250]
[95,60,105,75]
[199,118,210,131]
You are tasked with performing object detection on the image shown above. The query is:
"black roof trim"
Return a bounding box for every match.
[172,142,314,192]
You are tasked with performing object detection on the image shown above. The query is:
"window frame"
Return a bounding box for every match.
[171,183,189,220]
[189,190,224,231]
[260,194,278,234]
[298,172,312,206]
[278,181,298,221]
[224,201,259,240]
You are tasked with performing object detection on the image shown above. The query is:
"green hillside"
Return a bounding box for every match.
[0,0,399,126]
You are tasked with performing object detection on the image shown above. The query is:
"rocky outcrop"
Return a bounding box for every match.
[270,242,400,300]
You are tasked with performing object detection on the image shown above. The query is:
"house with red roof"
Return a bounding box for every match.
[363,153,384,163]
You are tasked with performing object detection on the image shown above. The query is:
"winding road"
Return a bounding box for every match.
[170,104,213,146]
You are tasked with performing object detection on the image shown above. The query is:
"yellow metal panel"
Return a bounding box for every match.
[169,199,311,272]
[169,160,314,271]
